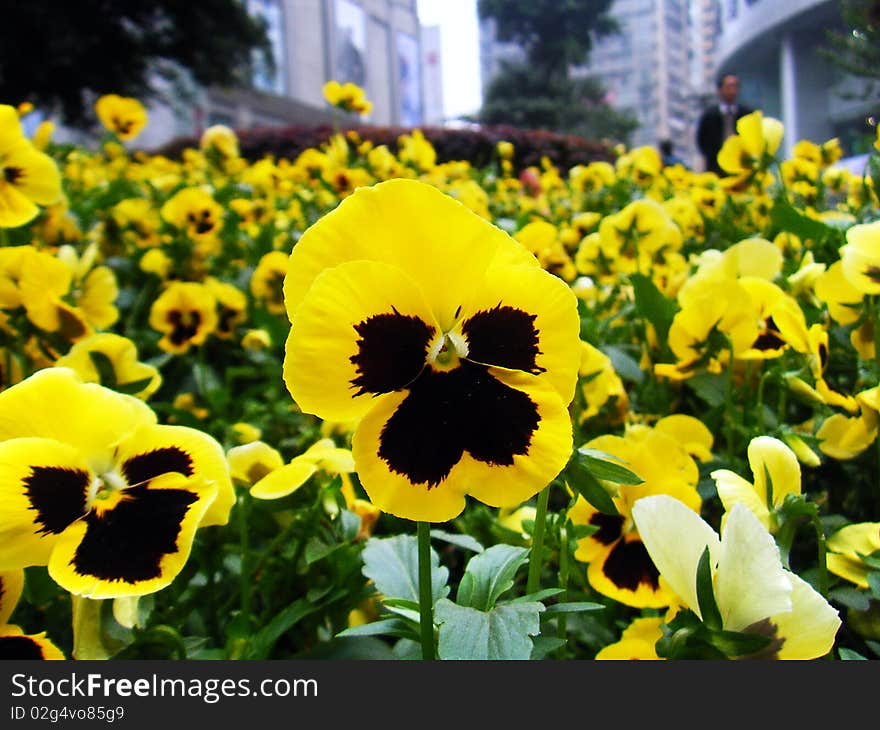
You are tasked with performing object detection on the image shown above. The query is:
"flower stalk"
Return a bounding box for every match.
[526,483,552,595]
[417,521,434,660]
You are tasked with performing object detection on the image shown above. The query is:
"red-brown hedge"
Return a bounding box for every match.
[152,122,615,174]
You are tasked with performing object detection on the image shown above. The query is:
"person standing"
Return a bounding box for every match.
[695,74,753,175]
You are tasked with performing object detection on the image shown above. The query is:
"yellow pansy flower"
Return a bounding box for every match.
[283,179,579,522]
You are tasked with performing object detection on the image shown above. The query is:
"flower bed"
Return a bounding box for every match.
[0,95,879,661]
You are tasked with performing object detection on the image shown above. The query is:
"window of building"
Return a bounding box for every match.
[335,0,367,87]
[397,32,422,126]
[247,0,286,95]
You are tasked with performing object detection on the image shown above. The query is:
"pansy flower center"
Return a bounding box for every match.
[88,469,129,512]
[428,331,467,372]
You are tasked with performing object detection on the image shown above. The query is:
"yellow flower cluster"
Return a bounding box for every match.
[0,95,878,661]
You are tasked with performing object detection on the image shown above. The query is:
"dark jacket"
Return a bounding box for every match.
[696,103,753,174]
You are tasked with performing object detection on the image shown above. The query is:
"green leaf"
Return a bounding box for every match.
[839,648,868,660]
[709,629,772,658]
[243,598,321,659]
[778,493,818,519]
[507,588,565,604]
[381,598,420,612]
[456,544,529,611]
[541,601,605,615]
[430,529,484,553]
[770,198,834,242]
[381,605,421,624]
[114,376,155,396]
[530,636,566,659]
[336,618,413,639]
[88,350,118,389]
[192,360,223,396]
[564,459,619,516]
[575,448,644,484]
[696,546,722,631]
[304,537,342,565]
[868,155,880,201]
[868,571,880,599]
[856,550,880,570]
[434,598,544,660]
[600,344,644,383]
[361,535,450,606]
[829,586,872,611]
[630,272,677,345]
[687,372,727,407]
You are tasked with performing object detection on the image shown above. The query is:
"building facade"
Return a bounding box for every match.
[574,0,696,160]
[137,0,433,150]
[478,1,707,165]
[715,0,876,158]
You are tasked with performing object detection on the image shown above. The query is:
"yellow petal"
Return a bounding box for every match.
[283,179,529,330]
[0,437,92,570]
[631,494,721,620]
[715,502,792,632]
[771,573,840,659]
[0,569,24,624]
[284,259,442,423]
[49,473,216,599]
[451,263,580,403]
[0,367,156,470]
[351,365,571,522]
[250,459,317,499]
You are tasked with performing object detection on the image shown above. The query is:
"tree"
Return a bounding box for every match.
[821,0,880,100]
[480,61,638,144]
[477,0,637,144]
[478,0,618,77]
[0,0,272,126]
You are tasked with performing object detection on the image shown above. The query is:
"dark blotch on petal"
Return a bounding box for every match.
[378,361,539,487]
[463,364,540,465]
[4,166,24,185]
[167,310,202,346]
[122,447,194,487]
[740,618,784,659]
[217,306,239,336]
[0,635,46,659]
[350,311,435,396]
[24,466,89,535]
[71,484,198,582]
[462,304,546,374]
[601,539,660,592]
[590,512,625,546]
[754,317,786,351]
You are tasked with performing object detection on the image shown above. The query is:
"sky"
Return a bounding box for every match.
[416,0,482,120]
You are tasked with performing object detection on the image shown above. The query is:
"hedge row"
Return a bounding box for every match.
[152,122,615,173]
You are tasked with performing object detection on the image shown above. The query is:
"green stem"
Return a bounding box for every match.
[743,361,753,434]
[776,388,787,433]
[756,371,768,431]
[0,227,9,247]
[811,513,829,598]
[871,296,880,503]
[871,296,880,383]
[725,341,735,464]
[775,520,797,569]
[249,515,300,581]
[556,523,570,657]
[526,484,552,595]
[239,490,252,622]
[417,521,435,660]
